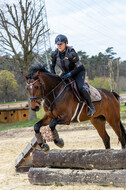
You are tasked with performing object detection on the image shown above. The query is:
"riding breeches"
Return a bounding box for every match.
[73,71,95,115]
[73,70,86,92]
[73,70,92,104]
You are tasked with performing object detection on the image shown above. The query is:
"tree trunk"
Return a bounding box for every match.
[27,93,37,120]
[32,149,126,170]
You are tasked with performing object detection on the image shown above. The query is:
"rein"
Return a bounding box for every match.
[27,78,74,111]
[43,79,74,111]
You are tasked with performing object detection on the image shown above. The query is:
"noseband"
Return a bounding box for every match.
[26,79,43,105]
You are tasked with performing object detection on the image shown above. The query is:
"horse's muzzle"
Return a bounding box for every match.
[32,105,40,112]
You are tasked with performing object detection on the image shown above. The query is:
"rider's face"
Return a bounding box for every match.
[57,42,66,52]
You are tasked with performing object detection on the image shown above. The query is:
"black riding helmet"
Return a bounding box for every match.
[55,34,68,44]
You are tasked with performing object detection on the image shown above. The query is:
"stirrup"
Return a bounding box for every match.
[87,106,96,116]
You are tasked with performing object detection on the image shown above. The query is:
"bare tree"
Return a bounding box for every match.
[0,0,48,70]
[0,0,48,119]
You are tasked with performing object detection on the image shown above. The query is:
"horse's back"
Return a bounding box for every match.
[98,88,119,102]
[97,88,120,118]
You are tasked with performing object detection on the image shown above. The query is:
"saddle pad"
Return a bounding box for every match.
[89,84,102,102]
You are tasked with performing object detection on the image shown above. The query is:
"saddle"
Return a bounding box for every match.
[68,78,102,102]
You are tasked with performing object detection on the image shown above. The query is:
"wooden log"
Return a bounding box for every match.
[28,168,126,187]
[32,149,126,170]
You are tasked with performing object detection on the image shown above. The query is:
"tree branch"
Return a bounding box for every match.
[0,0,50,71]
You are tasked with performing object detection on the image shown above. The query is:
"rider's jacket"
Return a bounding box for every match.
[50,46,85,77]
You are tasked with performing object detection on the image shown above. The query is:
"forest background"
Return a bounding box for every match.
[0,46,125,103]
[0,0,126,103]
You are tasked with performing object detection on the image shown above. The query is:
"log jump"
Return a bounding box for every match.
[27,149,126,187]
[32,149,126,170]
[15,139,126,187]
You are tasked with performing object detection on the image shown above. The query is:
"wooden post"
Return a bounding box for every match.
[117,58,120,94]
[109,59,115,91]
[15,137,38,172]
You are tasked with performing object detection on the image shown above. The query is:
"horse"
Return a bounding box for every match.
[23,64,126,153]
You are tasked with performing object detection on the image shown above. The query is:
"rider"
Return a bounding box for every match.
[50,34,95,116]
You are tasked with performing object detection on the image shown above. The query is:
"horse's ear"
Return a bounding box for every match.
[22,72,28,79]
[34,71,40,77]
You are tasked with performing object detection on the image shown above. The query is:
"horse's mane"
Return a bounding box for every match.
[27,64,61,80]
[29,64,49,75]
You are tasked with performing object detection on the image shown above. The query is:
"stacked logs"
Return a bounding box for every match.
[28,149,126,187]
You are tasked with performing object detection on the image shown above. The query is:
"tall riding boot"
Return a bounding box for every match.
[81,88,96,116]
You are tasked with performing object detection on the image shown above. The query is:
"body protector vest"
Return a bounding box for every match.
[56,46,74,73]
[50,46,85,76]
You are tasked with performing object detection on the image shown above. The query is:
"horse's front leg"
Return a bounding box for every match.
[49,115,70,148]
[34,113,51,153]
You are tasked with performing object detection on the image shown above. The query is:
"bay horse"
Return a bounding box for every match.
[24,64,126,153]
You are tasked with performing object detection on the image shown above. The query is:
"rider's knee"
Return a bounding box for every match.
[80,85,89,93]
[79,86,85,92]
[49,119,57,132]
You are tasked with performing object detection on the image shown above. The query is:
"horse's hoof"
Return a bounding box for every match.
[54,138,64,148]
[41,143,50,153]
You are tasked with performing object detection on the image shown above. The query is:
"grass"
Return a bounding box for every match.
[120,103,126,112]
[0,119,38,131]
[120,91,126,94]
[55,182,63,187]
[120,112,126,121]
[0,100,27,105]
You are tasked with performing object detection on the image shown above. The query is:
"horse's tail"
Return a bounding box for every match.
[112,91,120,102]
[112,91,126,143]
[120,121,126,142]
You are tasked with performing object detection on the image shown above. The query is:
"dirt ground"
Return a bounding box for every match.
[0,124,126,190]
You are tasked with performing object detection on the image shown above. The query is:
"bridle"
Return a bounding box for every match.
[26,79,44,105]
[26,78,74,110]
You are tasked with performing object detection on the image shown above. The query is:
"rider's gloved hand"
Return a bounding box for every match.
[62,73,71,79]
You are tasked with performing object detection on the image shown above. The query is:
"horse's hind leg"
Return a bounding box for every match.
[107,118,126,149]
[90,116,110,149]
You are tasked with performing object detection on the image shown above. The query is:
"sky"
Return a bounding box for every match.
[1,0,126,61]
[45,0,126,61]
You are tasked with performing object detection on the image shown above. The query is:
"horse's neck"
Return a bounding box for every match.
[40,73,75,110]
[40,73,62,95]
